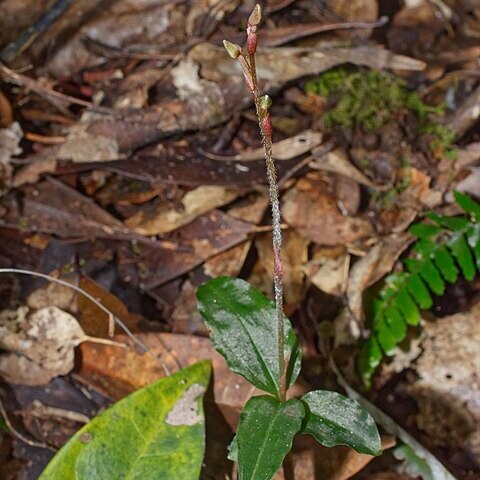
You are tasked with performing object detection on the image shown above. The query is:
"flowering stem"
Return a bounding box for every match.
[223,4,287,402]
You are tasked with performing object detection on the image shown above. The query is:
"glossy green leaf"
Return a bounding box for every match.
[448,233,476,280]
[406,273,432,309]
[454,191,480,220]
[197,277,301,398]
[39,361,211,480]
[419,259,445,295]
[301,390,381,456]
[237,396,305,480]
[433,246,458,283]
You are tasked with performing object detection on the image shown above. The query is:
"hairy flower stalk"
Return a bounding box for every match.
[223,4,287,401]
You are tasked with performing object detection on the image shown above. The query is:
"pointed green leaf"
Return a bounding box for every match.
[197,277,301,398]
[409,223,441,238]
[406,273,433,309]
[448,233,476,280]
[39,362,211,480]
[358,336,382,387]
[374,321,396,356]
[433,246,458,283]
[395,290,420,326]
[237,396,305,480]
[301,390,381,455]
[228,435,238,462]
[385,304,407,343]
[419,259,445,295]
[412,238,436,257]
[454,191,480,220]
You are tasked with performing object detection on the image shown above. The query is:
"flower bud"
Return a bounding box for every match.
[223,40,242,59]
[262,112,273,137]
[246,32,258,55]
[259,94,272,112]
[248,4,262,28]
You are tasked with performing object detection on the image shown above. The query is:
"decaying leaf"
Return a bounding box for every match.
[255,230,309,307]
[0,122,22,192]
[0,306,119,385]
[125,185,244,235]
[346,233,413,323]
[282,172,373,246]
[304,246,350,297]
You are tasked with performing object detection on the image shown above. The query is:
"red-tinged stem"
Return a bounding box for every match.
[247,50,287,403]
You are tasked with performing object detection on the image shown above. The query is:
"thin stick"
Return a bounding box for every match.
[0,395,56,451]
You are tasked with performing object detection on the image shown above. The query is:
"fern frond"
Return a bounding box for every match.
[359,192,480,387]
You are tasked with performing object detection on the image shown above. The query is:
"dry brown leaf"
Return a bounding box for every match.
[282,172,373,246]
[203,242,251,278]
[310,148,387,190]
[255,230,309,306]
[304,246,350,297]
[0,307,85,385]
[0,306,122,385]
[125,185,243,235]
[346,233,413,323]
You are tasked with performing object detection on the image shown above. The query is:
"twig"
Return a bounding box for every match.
[0,394,56,451]
[0,0,74,63]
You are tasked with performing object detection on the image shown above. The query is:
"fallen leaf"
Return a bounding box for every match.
[282,172,374,246]
[125,185,244,235]
[304,246,350,297]
[347,233,413,323]
[255,230,309,306]
[0,306,119,385]
[310,148,388,190]
[118,210,254,289]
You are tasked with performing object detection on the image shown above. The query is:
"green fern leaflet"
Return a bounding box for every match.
[359,192,480,387]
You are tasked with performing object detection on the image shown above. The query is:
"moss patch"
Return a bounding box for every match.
[305,68,455,157]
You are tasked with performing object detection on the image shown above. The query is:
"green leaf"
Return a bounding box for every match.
[384,304,407,343]
[448,233,476,280]
[358,336,382,387]
[454,191,480,220]
[426,212,469,231]
[228,435,238,462]
[237,396,305,480]
[39,362,211,480]
[406,273,433,309]
[466,224,480,269]
[374,321,396,356]
[419,259,445,295]
[408,223,441,238]
[433,246,458,283]
[395,290,420,326]
[301,390,381,455]
[197,277,301,398]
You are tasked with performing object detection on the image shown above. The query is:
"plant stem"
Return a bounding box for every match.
[247,56,287,401]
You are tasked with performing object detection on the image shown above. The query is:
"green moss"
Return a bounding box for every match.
[305,68,455,157]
